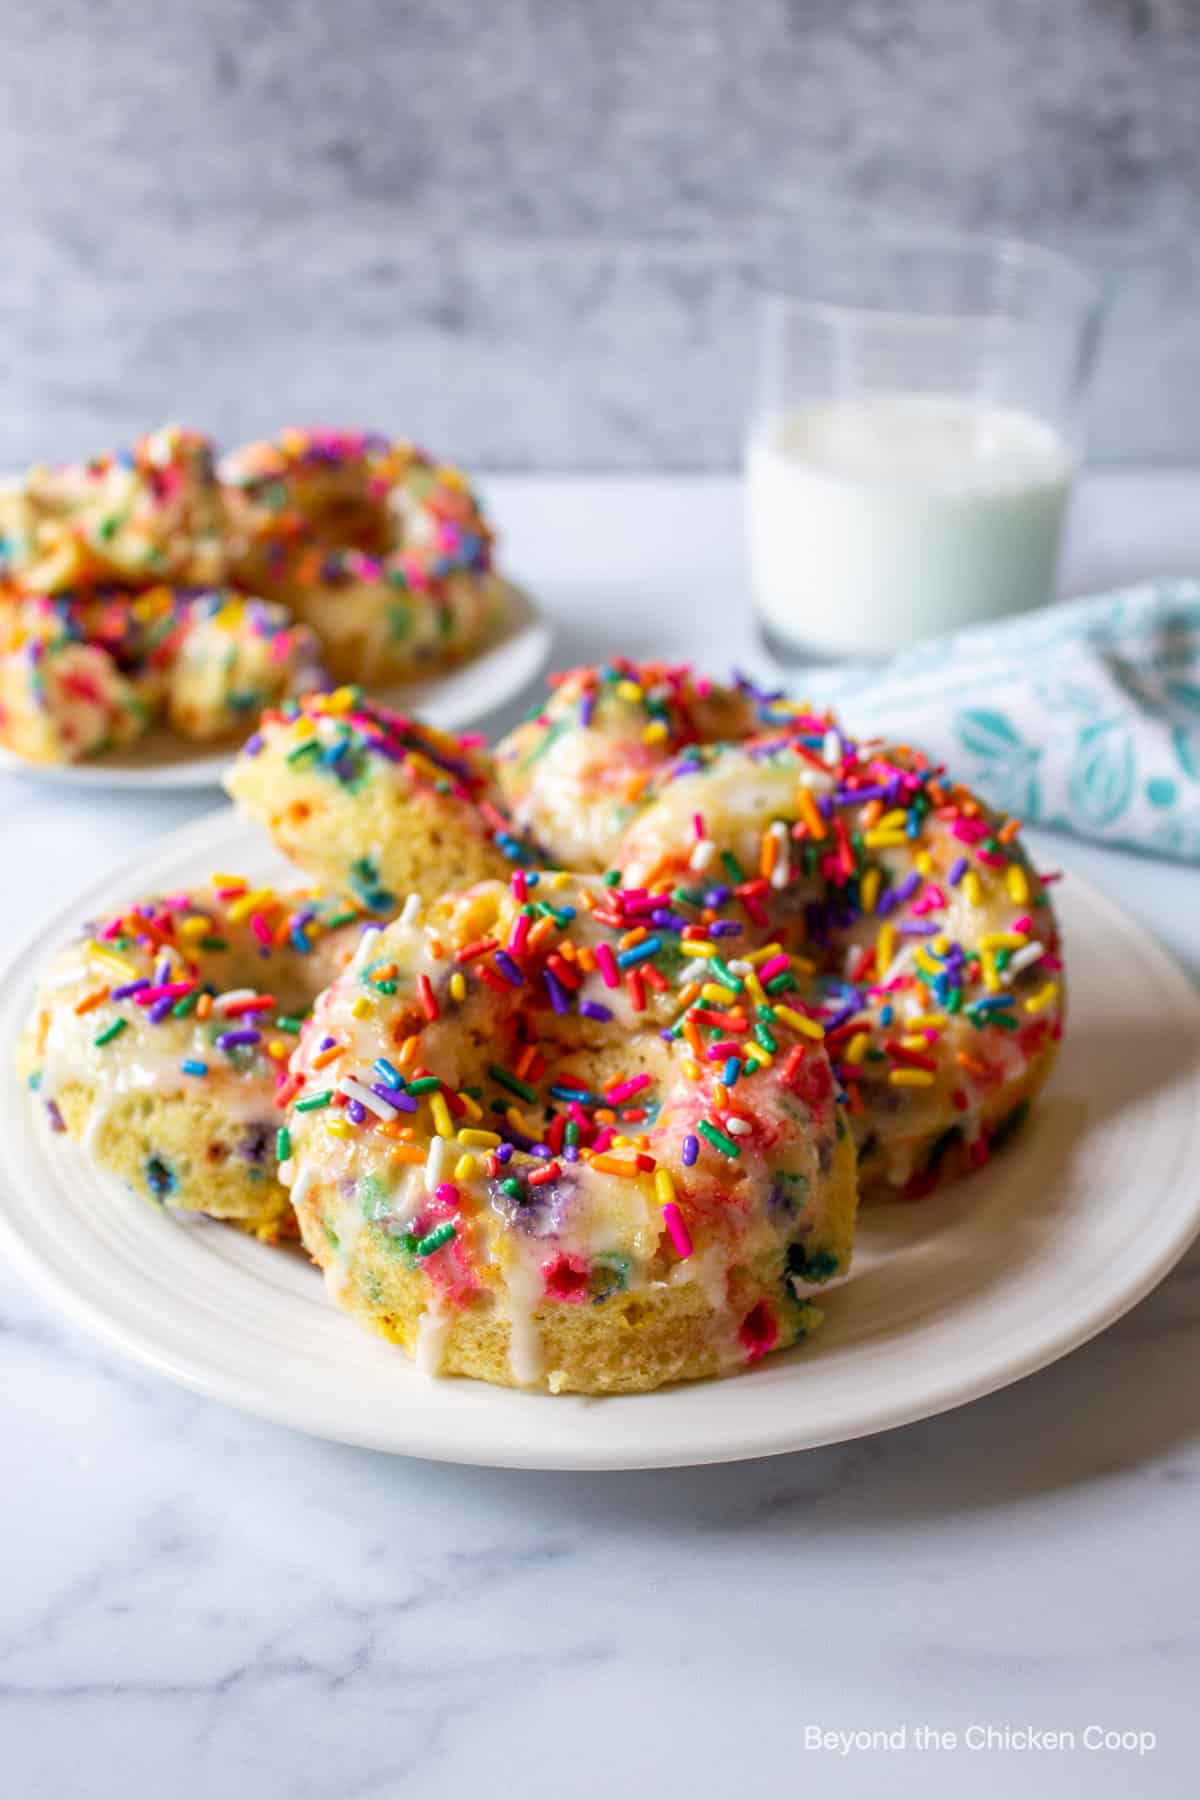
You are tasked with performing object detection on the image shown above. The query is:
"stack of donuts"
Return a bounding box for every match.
[19,661,1065,1393]
[0,425,504,764]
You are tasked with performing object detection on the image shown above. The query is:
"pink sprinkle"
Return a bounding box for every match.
[757,952,790,983]
[101,919,123,941]
[434,1182,459,1206]
[977,850,1007,868]
[705,1040,741,1061]
[1040,952,1064,970]
[591,1125,617,1155]
[1011,913,1033,933]
[605,1072,651,1104]
[133,980,195,1005]
[692,811,705,840]
[511,869,527,902]
[595,943,619,989]
[250,911,274,945]
[459,731,486,749]
[508,911,531,953]
[952,818,990,844]
[662,1202,693,1260]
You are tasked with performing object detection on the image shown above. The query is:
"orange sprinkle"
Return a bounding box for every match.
[760,832,778,879]
[619,925,648,951]
[196,993,213,1020]
[528,917,556,951]
[956,1051,989,1078]
[387,1144,427,1166]
[73,988,108,1016]
[713,1080,730,1108]
[797,786,826,840]
[576,945,597,974]
[311,1044,344,1070]
[397,1035,420,1067]
[861,798,884,828]
[997,817,1022,843]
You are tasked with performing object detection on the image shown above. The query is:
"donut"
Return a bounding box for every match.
[225,689,531,915]
[0,599,154,764]
[495,659,756,871]
[0,425,228,595]
[611,713,1064,1201]
[18,876,361,1238]
[280,870,857,1392]
[220,429,503,685]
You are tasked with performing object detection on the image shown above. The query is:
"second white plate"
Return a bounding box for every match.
[0,580,550,790]
[1,807,1198,1468]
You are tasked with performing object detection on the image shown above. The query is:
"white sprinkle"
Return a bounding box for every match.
[726,959,754,977]
[425,1135,447,1192]
[290,1162,315,1209]
[338,1074,397,1120]
[769,820,790,890]
[823,728,840,766]
[349,925,382,973]
[399,893,422,927]
[724,1117,752,1136]
[1003,941,1046,981]
[689,838,716,872]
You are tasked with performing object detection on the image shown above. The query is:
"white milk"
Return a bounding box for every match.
[745,393,1074,657]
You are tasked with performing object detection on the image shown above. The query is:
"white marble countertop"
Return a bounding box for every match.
[2,470,1198,1799]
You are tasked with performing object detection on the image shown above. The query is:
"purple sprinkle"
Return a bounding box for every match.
[650,909,688,933]
[898,920,938,937]
[580,692,595,726]
[817,793,835,819]
[154,958,172,986]
[682,1133,700,1168]
[320,1034,336,1051]
[346,1098,366,1125]
[530,1142,552,1159]
[823,1002,859,1033]
[543,969,569,1014]
[708,920,742,938]
[45,1099,66,1133]
[948,855,968,886]
[244,732,264,756]
[495,1141,514,1165]
[148,996,175,1024]
[894,870,921,903]
[578,999,612,1022]
[217,1028,261,1049]
[110,978,149,1000]
[563,1144,580,1162]
[493,949,524,987]
[704,886,731,908]
[372,1082,417,1113]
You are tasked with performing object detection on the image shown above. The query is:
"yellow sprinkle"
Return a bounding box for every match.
[683,1058,701,1080]
[931,934,950,956]
[743,1040,772,1068]
[744,971,767,1006]
[642,720,668,745]
[550,871,570,888]
[701,982,737,1005]
[454,1154,477,1181]
[878,808,908,831]
[227,887,276,924]
[773,1004,824,1040]
[1006,864,1030,905]
[888,1068,935,1088]
[876,922,896,974]
[964,870,982,908]
[863,829,909,850]
[430,1094,454,1138]
[683,940,718,959]
[459,1128,500,1148]
[914,850,932,877]
[746,942,785,965]
[210,871,248,888]
[908,1013,947,1030]
[449,971,466,1002]
[325,686,357,713]
[178,916,211,940]
[351,996,372,1019]
[1024,981,1059,1015]
[900,1033,931,1051]
[979,931,1026,951]
[654,1168,675,1206]
[267,1040,288,1060]
[980,949,1000,993]
[845,1031,870,1066]
[914,948,941,978]
[456,1090,483,1123]
[616,679,643,702]
[325,1118,350,1137]
[861,867,881,914]
[86,942,139,980]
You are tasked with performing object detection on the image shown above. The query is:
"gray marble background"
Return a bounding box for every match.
[3,0,1198,469]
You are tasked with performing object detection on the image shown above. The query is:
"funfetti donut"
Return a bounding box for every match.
[220,429,504,685]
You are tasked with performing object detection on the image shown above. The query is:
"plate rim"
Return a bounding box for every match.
[1,808,1198,1470]
[0,578,550,791]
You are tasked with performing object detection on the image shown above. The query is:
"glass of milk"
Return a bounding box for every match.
[745,232,1103,660]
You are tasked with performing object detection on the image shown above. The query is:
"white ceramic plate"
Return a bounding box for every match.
[1,807,1198,1470]
[0,581,550,790]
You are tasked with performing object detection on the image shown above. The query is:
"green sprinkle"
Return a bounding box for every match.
[754,1022,777,1054]
[709,958,743,991]
[273,1015,305,1033]
[172,990,200,1018]
[287,739,320,765]
[487,1063,539,1103]
[603,869,621,887]
[500,1176,526,1201]
[374,979,397,994]
[407,1075,442,1095]
[697,1118,741,1159]
[720,849,745,883]
[94,1018,127,1047]
[294,1089,333,1112]
[326,910,359,929]
[199,937,229,952]
[276,1127,292,1161]
[415,1221,456,1257]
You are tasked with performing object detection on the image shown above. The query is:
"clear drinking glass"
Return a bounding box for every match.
[745,231,1104,661]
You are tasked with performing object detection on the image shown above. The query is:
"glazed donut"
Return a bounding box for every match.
[496,659,756,871]
[160,590,327,742]
[612,714,1064,1201]
[18,877,360,1238]
[0,425,228,595]
[225,689,530,915]
[280,870,857,1392]
[220,429,503,685]
[0,599,154,763]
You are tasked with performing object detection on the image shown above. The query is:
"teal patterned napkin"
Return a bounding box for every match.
[799,577,1200,863]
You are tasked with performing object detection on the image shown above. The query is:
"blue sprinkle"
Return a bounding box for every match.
[180,1059,208,1077]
